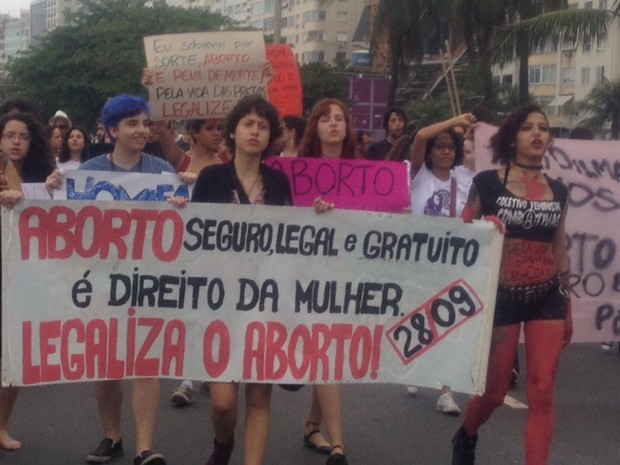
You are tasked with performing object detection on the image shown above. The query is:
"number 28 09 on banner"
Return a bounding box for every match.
[386,279,484,365]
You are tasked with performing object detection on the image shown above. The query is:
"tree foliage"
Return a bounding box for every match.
[6,0,236,128]
[373,0,462,107]
[577,78,620,140]
[298,61,349,114]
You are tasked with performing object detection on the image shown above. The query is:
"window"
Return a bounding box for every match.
[599,0,607,9]
[337,11,347,22]
[301,50,325,63]
[282,16,295,28]
[303,30,325,42]
[562,67,575,83]
[597,32,607,49]
[303,10,326,21]
[595,66,605,82]
[584,1,593,7]
[582,36,591,52]
[581,67,590,85]
[337,32,347,46]
[529,65,556,84]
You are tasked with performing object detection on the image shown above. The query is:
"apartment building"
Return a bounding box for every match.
[494,0,618,136]
[3,11,31,62]
[165,0,214,8]
[211,0,369,65]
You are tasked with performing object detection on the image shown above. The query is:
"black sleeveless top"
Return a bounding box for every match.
[474,169,567,243]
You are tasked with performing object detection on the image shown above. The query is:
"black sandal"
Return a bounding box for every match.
[303,429,331,455]
[326,445,348,465]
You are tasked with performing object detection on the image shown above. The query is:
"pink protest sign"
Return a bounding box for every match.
[265,157,410,213]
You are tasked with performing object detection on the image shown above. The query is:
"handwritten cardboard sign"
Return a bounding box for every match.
[144,32,267,119]
[2,200,502,393]
[265,157,410,213]
[266,44,303,117]
[475,123,620,342]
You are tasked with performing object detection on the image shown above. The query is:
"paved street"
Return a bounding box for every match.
[2,343,619,465]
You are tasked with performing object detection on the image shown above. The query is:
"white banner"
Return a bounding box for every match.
[475,123,620,342]
[2,200,503,393]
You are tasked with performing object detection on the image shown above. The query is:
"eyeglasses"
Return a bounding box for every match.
[2,132,31,143]
[433,143,456,151]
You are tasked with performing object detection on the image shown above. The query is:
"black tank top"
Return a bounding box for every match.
[473,169,567,243]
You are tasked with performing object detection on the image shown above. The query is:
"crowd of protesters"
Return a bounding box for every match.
[0,82,574,465]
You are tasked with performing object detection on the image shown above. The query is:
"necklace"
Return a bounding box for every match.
[513,161,543,171]
[241,171,260,195]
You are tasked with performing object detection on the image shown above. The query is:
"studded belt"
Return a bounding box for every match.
[497,275,560,305]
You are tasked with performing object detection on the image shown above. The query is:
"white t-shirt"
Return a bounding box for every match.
[410,164,467,217]
[56,159,81,171]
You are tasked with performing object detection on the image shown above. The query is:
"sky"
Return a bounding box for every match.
[1,0,33,18]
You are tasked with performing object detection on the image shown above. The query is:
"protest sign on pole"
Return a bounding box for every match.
[475,122,620,342]
[265,157,410,213]
[2,198,503,393]
[144,32,267,120]
[266,44,303,117]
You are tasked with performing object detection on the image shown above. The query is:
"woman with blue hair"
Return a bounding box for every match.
[46,94,175,465]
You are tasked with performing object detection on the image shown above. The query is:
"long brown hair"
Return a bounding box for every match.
[298,99,356,159]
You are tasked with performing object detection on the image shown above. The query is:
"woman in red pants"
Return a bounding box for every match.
[452,103,573,465]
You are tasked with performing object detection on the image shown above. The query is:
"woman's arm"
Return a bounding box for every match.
[152,121,189,171]
[552,202,570,280]
[460,182,482,222]
[552,202,573,347]
[410,113,477,177]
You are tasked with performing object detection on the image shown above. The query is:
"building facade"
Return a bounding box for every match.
[211,0,369,65]
[493,0,618,137]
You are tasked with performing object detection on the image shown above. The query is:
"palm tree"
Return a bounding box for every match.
[371,0,427,107]
[453,0,612,105]
[577,78,620,140]
[492,2,612,104]
[371,0,454,107]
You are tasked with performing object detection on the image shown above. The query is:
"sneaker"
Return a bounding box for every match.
[436,391,461,415]
[133,450,166,465]
[406,385,420,396]
[601,342,613,353]
[86,438,123,463]
[170,384,195,405]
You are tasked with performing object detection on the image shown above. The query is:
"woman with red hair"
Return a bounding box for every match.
[295,99,356,465]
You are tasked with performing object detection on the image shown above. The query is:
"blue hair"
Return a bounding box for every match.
[101,95,150,136]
